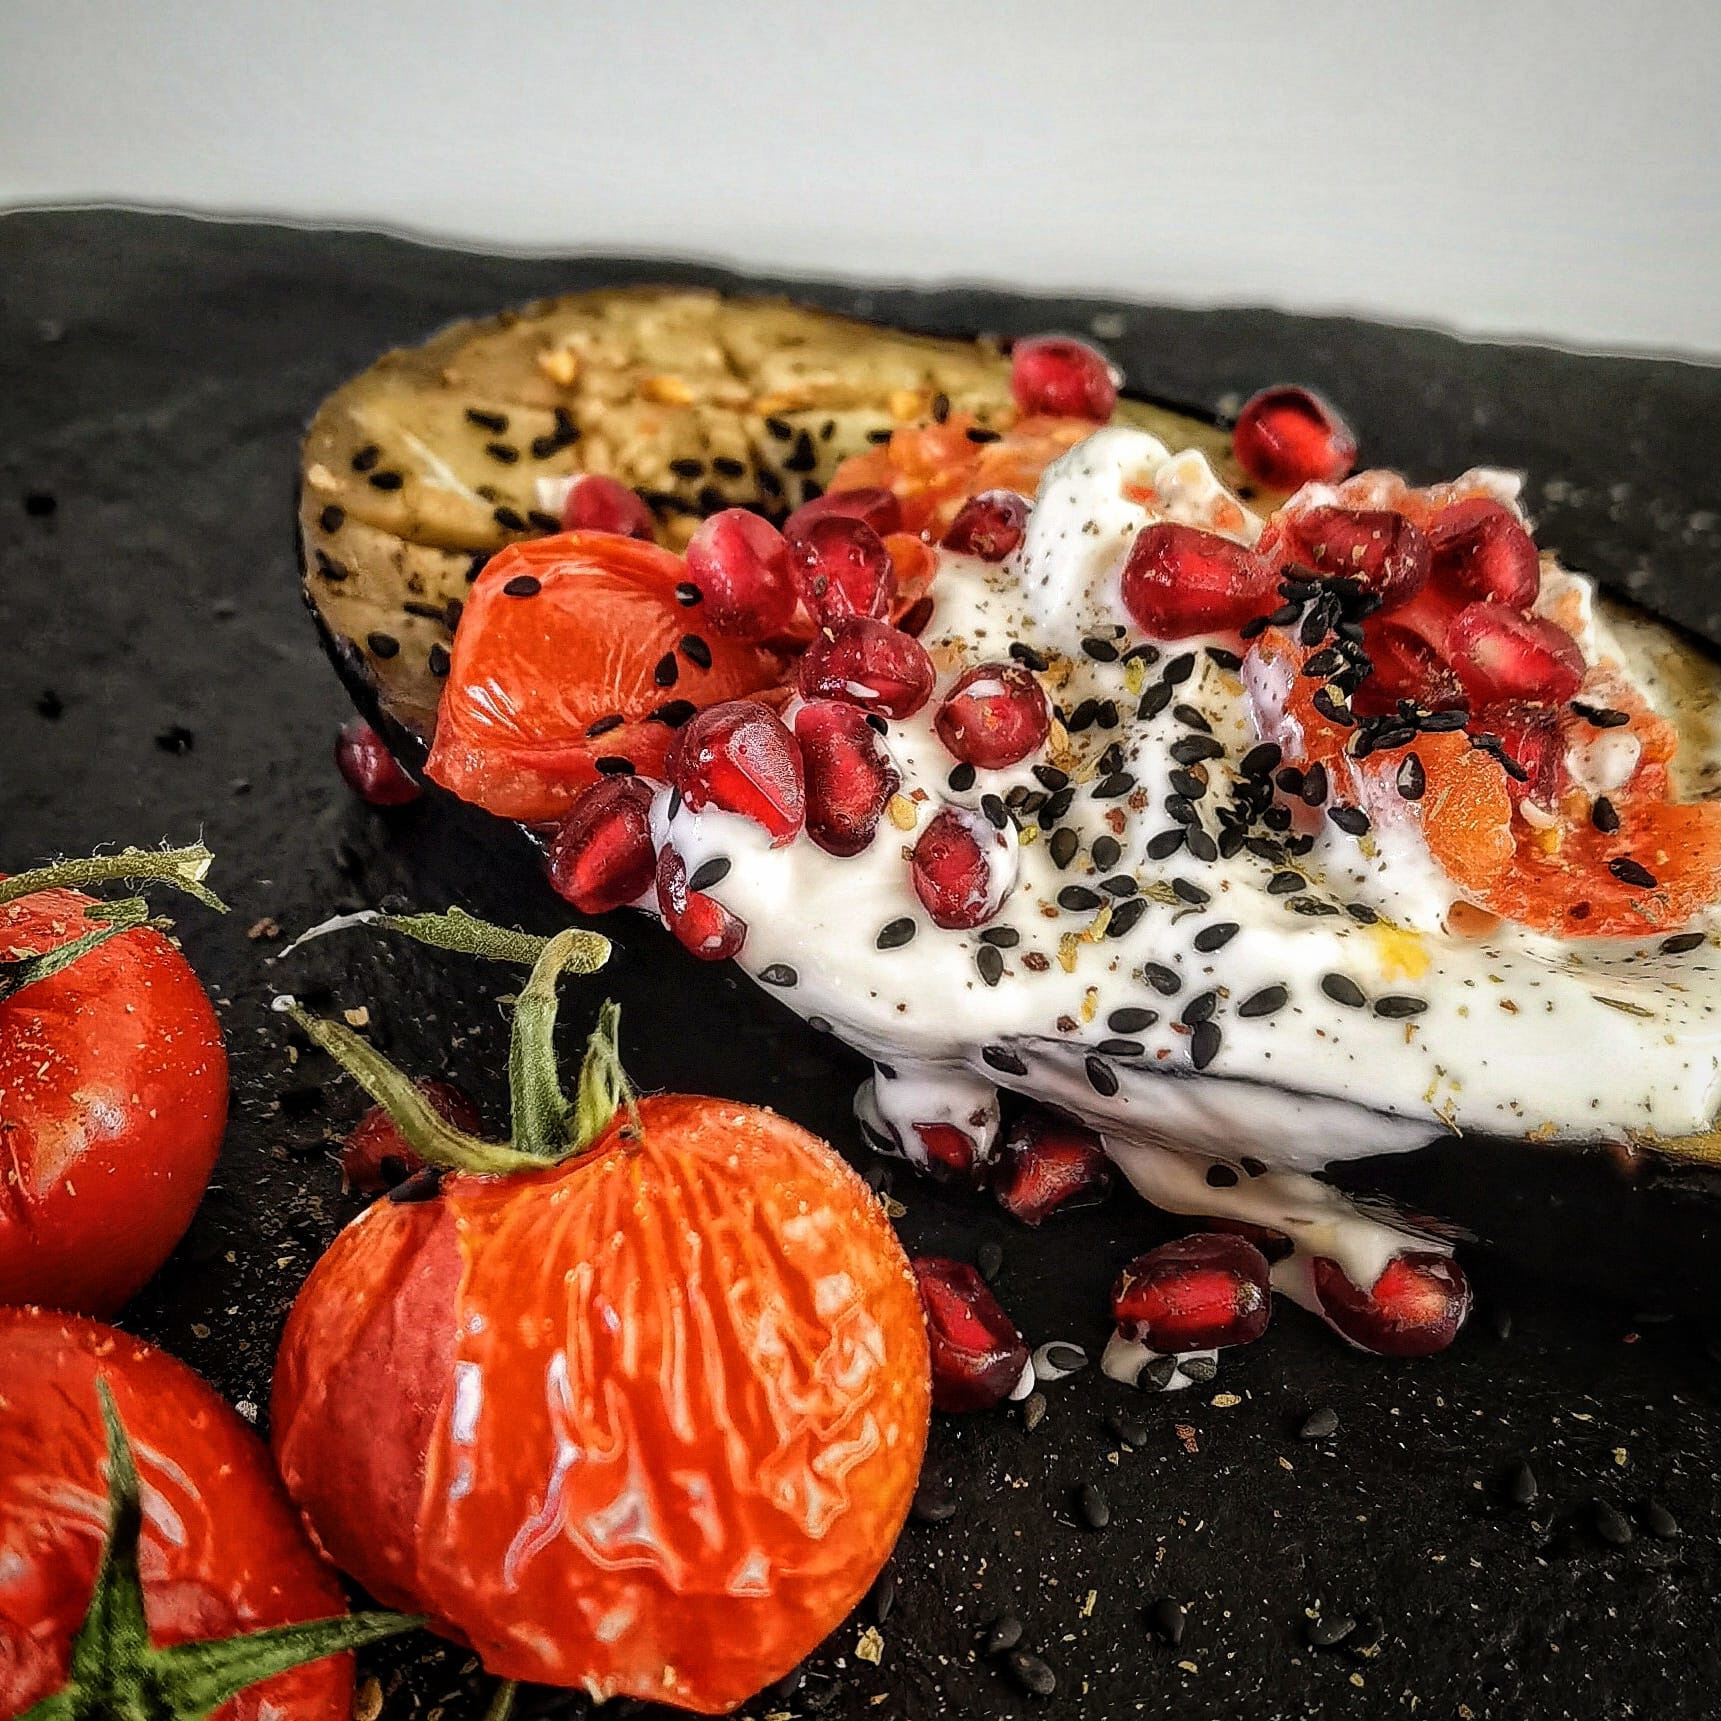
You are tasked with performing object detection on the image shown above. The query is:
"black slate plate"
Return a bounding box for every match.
[5,208,1721,1721]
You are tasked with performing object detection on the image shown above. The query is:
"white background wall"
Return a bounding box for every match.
[4,0,1717,358]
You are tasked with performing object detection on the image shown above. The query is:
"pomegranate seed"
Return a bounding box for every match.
[1311,1252,1471,1357]
[334,719,421,807]
[916,1123,981,1183]
[1121,522,1276,638]
[559,473,656,540]
[1427,498,1540,609]
[797,615,936,719]
[1290,506,1430,611]
[654,843,746,961]
[1232,386,1357,489]
[1197,1215,1294,1264]
[943,490,1030,561]
[1112,1233,1273,1352]
[910,807,1000,930]
[912,1256,1031,1412]
[783,486,903,539]
[787,515,894,625]
[1010,336,1118,421]
[670,699,805,845]
[794,699,900,856]
[1478,701,1563,805]
[1352,621,1466,718]
[342,1079,482,1194]
[1445,603,1584,705]
[934,662,1051,770]
[993,1109,1113,1225]
[683,509,797,639]
[547,776,658,913]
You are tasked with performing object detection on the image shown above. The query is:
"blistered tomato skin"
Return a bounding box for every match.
[272,1097,931,1715]
[1,1308,355,1721]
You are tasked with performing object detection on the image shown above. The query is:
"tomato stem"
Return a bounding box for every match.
[571,999,640,1153]
[19,1380,420,1721]
[0,843,226,913]
[508,929,624,1159]
[278,904,598,970]
[481,1679,519,1721]
[0,896,155,1002]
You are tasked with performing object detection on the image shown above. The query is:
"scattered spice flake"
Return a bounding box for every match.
[855,1626,885,1665]
[1211,1392,1242,1409]
[1175,1424,1199,1454]
[640,373,694,406]
[1080,986,1099,1023]
[887,794,918,831]
[246,916,280,941]
[355,1678,384,1721]
[536,348,580,386]
[1079,1589,1098,1618]
[342,1005,371,1028]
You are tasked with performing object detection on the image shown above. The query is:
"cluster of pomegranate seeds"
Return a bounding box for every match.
[784,486,903,538]
[654,843,746,960]
[1311,1252,1471,1357]
[992,1110,1113,1225]
[1445,603,1585,705]
[547,776,658,913]
[943,489,1030,562]
[1121,522,1276,638]
[912,1256,1031,1412]
[341,1079,481,1193]
[670,699,805,844]
[1009,335,1119,421]
[794,699,899,856]
[787,515,895,625]
[914,1122,981,1183]
[934,662,1051,769]
[1427,498,1540,607]
[334,719,421,807]
[1291,506,1430,610]
[797,615,936,719]
[559,472,657,540]
[1112,1233,1273,1352]
[683,509,797,639]
[1351,620,1464,718]
[910,807,998,930]
[1232,385,1357,490]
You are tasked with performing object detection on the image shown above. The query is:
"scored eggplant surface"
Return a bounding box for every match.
[10,211,1721,1721]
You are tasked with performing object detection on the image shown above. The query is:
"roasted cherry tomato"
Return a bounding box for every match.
[0,876,228,1316]
[0,1308,403,1721]
[270,918,931,1715]
[424,532,790,825]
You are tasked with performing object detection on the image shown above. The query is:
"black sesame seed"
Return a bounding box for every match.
[1189,1019,1221,1070]
[1172,878,1210,906]
[1307,1614,1358,1650]
[1172,702,1212,733]
[1059,885,1102,913]
[1162,652,1195,684]
[759,963,798,987]
[1164,795,1198,826]
[1594,1500,1634,1546]
[1419,706,1470,732]
[1032,762,1068,790]
[1275,765,1306,795]
[930,390,951,423]
[984,1044,1029,1075]
[350,442,380,471]
[675,581,703,606]
[688,857,732,891]
[910,1477,957,1524]
[980,925,1021,948]
[986,1613,1024,1654]
[1206,1163,1239,1188]
[1262,804,1294,831]
[465,407,509,433]
[1143,963,1182,995]
[976,944,1005,987]
[668,456,705,479]
[1078,1481,1112,1529]
[586,713,624,738]
[1082,636,1120,662]
[1005,1650,1057,1698]
[1041,786,1076,825]
[366,631,400,659]
[877,917,917,950]
[368,470,404,491]
[318,503,345,533]
[1098,740,1126,776]
[1109,1410,1150,1449]
[1267,870,1305,895]
[1085,1055,1119,1097]
[1206,645,1243,671]
[1107,898,1149,937]
[1149,1598,1187,1647]
[1572,700,1631,728]
[1097,1037,1144,1058]
[1108,1006,1159,1033]
[648,699,697,727]
[1140,1355,1179,1391]
[428,643,451,678]
[529,435,560,459]
[1642,1499,1680,1539]
[1050,827,1080,869]
[502,573,541,598]
[1236,983,1288,1019]
[1091,834,1122,870]
[1181,990,1217,1025]
[1592,795,1621,833]
[1011,642,1051,672]
[1397,753,1427,800]
[1346,901,1380,924]
[1661,931,1706,954]
[1193,921,1240,952]
[1608,856,1658,888]
[1186,829,1219,863]
[1299,1406,1340,1441]
[1321,973,1367,1008]
[1124,642,1162,666]
[1240,741,1281,779]
[493,505,526,531]
[1300,761,1329,805]
[1311,686,1354,726]
[1137,682,1174,721]
[1374,995,1428,1019]
[1329,804,1371,836]
[1067,697,1100,732]
[594,756,635,776]
[1100,874,1138,899]
[484,441,519,465]
[1218,825,1247,858]
[1145,828,1186,860]
[947,761,977,792]
[679,634,712,670]
[1169,768,1210,801]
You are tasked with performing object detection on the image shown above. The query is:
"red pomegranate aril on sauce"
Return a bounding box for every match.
[335,718,422,806]
[794,699,900,857]
[934,662,1051,770]
[943,489,1031,562]
[654,843,747,961]
[1232,386,1358,489]
[1121,523,1276,638]
[559,473,657,540]
[683,509,798,639]
[341,1079,483,1193]
[1291,506,1430,611]
[1427,498,1541,609]
[547,775,659,913]
[1198,1215,1295,1264]
[670,699,805,844]
[1352,621,1466,718]
[1111,1233,1273,1352]
[1311,1252,1471,1357]
[912,1256,1031,1412]
[993,1110,1113,1225]
[797,615,937,720]
[787,515,895,625]
[915,1123,980,1183]
[1479,702,1564,805]
[784,486,904,539]
[1010,335,1119,421]
[1445,603,1585,705]
[910,807,997,930]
